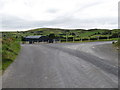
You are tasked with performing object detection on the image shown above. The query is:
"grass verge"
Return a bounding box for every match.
[61,38,118,43]
[2,37,21,72]
[112,38,120,50]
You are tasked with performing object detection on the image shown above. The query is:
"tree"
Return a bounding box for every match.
[70,33,75,36]
[48,34,56,43]
[102,31,111,35]
[97,32,100,34]
[48,34,55,39]
[111,33,118,38]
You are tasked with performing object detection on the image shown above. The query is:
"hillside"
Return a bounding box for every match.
[2,28,120,42]
[14,28,119,41]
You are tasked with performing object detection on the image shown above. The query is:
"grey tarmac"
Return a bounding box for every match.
[2,41,118,88]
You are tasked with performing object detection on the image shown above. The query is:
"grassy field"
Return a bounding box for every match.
[3,28,119,41]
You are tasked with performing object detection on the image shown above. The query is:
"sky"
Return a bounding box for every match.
[0,0,119,31]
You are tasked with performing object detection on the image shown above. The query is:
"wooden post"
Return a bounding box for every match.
[81,38,82,42]
[73,37,74,42]
[107,35,109,40]
[66,34,68,42]
[89,37,90,41]
[59,39,61,43]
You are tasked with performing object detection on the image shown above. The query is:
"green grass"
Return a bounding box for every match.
[3,28,119,40]
[61,38,116,43]
[0,39,2,71]
[113,38,120,48]
[2,37,21,71]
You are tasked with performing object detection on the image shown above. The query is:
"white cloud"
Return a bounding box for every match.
[0,0,119,31]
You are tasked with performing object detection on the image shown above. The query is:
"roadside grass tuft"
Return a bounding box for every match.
[112,38,120,51]
[2,37,21,71]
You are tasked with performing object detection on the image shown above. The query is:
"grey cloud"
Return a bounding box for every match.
[1,14,117,30]
[46,9,59,13]
[76,1,103,12]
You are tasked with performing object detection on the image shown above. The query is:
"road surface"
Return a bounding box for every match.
[2,41,118,88]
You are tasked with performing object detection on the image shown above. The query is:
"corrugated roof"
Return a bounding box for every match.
[25,35,42,39]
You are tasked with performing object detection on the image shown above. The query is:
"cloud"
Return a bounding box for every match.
[0,0,119,31]
[46,9,59,13]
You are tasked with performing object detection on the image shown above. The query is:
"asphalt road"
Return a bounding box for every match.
[2,41,118,88]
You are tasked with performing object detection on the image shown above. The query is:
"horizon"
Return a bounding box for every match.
[1,27,118,32]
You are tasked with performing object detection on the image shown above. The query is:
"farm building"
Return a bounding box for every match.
[22,35,58,44]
